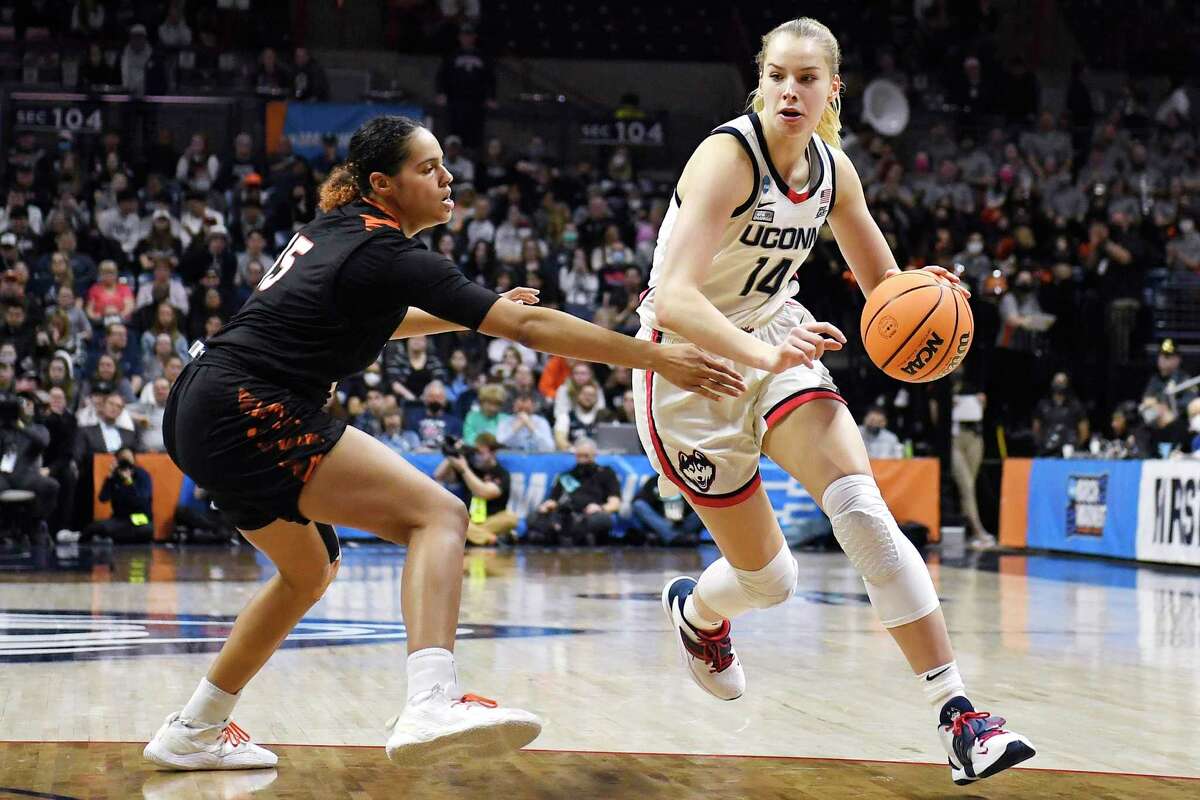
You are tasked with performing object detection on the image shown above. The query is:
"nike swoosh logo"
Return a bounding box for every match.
[758,200,776,207]
[925,667,951,681]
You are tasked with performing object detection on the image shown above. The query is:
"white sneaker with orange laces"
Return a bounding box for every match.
[385,685,542,766]
[143,712,278,770]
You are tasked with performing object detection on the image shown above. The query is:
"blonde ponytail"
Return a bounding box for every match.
[318,164,360,212]
[814,92,843,150]
[746,16,844,150]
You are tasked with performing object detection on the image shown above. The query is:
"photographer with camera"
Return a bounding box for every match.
[433,433,516,546]
[85,446,153,543]
[0,391,59,537]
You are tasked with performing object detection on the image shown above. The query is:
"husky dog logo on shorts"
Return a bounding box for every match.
[677,450,716,493]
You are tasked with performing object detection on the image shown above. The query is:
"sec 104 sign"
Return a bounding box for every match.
[15,105,104,134]
[579,118,665,147]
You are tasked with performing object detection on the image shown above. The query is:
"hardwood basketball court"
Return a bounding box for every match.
[0,544,1196,798]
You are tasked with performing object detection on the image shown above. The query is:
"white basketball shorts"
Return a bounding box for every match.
[632,300,845,508]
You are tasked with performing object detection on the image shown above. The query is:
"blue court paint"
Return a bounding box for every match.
[0,610,588,663]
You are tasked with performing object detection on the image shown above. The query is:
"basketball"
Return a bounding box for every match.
[860,271,974,383]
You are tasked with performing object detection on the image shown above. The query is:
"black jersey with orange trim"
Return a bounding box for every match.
[204,198,499,402]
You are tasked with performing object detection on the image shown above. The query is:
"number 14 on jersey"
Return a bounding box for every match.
[739,256,793,297]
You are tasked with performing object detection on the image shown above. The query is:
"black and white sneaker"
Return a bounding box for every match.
[938,697,1036,785]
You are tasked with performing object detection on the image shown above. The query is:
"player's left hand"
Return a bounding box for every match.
[500,287,540,305]
[655,344,747,401]
[883,265,970,298]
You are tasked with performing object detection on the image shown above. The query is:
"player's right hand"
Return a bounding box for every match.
[500,286,540,305]
[655,344,746,401]
[766,322,846,373]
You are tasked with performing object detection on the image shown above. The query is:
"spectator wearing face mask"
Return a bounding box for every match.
[859,406,904,459]
[1032,373,1089,457]
[995,268,1053,425]
[405,381,463,452]
[1167,217,1200,271]
[998,269,1053,352]
[952,231,992,288]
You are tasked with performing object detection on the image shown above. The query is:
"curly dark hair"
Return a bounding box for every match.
[317,115,424,212]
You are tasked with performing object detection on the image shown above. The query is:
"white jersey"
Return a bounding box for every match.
[638,112,837,332]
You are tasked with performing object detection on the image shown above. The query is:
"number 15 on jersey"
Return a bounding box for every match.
[259,233,315,292]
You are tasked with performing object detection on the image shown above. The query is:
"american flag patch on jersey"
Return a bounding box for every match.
[813,187,833,218]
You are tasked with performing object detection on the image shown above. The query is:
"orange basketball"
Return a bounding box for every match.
[860,271,974,383]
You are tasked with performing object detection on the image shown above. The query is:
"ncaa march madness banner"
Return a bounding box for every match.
[1137,461,1200,567]
[1021,458,1142,559]
[1003,457,1200,566]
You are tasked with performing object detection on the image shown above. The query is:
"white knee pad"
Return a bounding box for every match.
[824,475,939,628]
[696,543,798,619]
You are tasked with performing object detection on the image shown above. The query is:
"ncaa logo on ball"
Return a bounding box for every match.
[900,330,944,376]
[878,315,899,339]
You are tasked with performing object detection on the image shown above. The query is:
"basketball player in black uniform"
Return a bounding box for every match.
[143,116,745,771]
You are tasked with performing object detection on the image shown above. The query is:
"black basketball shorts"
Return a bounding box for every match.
[164,356,347,536]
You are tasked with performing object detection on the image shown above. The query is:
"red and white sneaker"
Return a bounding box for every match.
[385,685,542,766]
[143,712,277,770]
[661,575,745,701]
[939,698,1036,785]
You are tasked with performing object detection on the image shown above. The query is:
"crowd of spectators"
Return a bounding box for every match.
[2,1,1198,550]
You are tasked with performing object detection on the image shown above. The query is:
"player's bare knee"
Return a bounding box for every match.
[426,486,469,534]
[314,559,339,600]
[398,494,468,546]
[442,499,469,544]
[280,561,331,604]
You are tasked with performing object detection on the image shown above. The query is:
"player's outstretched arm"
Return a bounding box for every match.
[390,287,541,339]
[477,301,745,402]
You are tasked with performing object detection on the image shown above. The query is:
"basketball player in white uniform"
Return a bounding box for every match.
[634,17,1035,785]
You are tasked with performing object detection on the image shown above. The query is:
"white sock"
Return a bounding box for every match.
[682,592,723,634]
[406,647,460,701]
[919,661,966,713]
[180,677,239,726]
